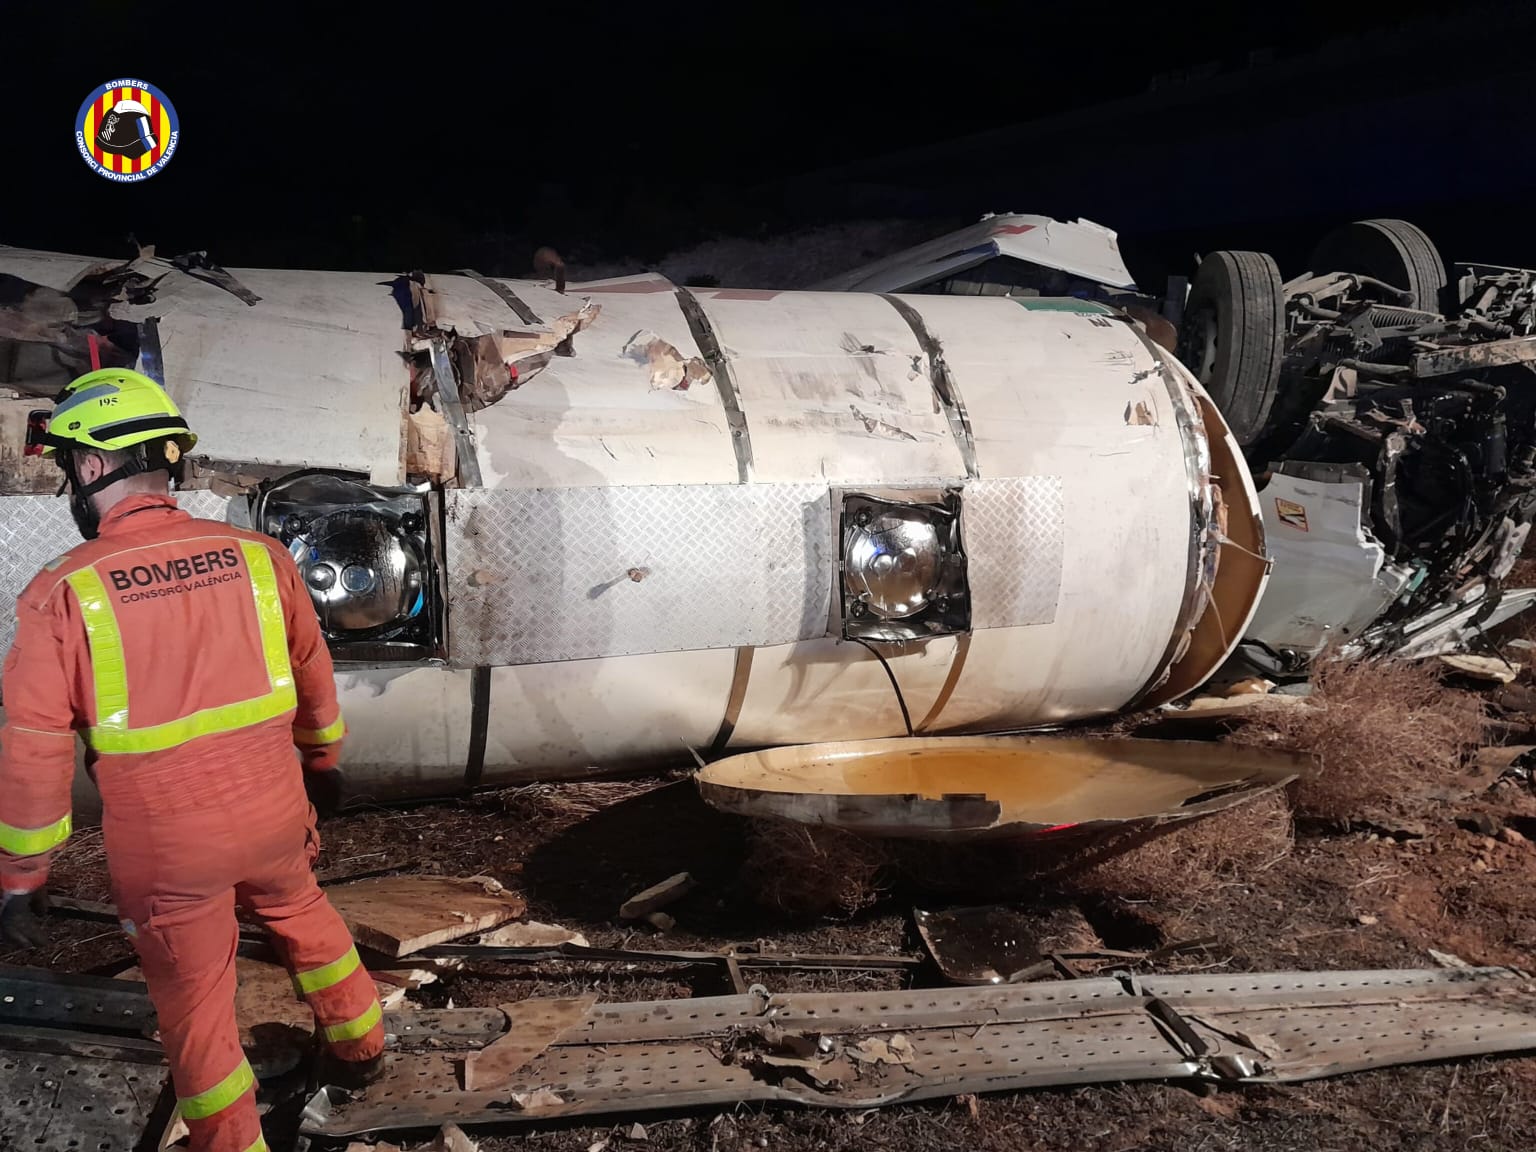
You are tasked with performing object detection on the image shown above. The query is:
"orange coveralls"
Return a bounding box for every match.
[0,494,384,1152]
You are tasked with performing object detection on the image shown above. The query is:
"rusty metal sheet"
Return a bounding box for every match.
[308,967,1536,1137]
[1412,336,1536,377]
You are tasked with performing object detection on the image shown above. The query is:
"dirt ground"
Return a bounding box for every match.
[8,671,1536,1152]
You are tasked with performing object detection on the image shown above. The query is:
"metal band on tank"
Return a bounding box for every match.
[709,647,755,752]
[1120,321,1216,708]
[137,318,165,385]
[456,268,543,327]
[463,666,491,790]
[428,338,482,489]
[675,288,754,484]
[880,295,980,480]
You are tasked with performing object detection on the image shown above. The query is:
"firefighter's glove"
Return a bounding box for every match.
[304,769,346,819]
[0,888,49,950]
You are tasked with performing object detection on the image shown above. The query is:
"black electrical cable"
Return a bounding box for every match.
[852,637,915,738]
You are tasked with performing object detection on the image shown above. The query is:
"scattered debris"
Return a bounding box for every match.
[1125,400,1156,426]
[505,1087,568,1111]
[406,405,457,482]
[1459,812,1503,837]
[643,912,676,932]
[849,1034,915,1067]
[1428,948,1473,969]
[620,329,713,391]
[915,904,1099,984]
[624,1121,649,1141]
[469,920,590,948]
[328,875,527,958]
[462,995,598,1091]
[1440,653,1521,683]
[619,872,697,921]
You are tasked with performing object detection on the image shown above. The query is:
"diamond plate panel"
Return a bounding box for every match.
[446,484,833,665]
[0,492,231,663]
[965,475,1063,629]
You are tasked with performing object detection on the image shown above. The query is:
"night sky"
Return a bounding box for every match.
[7,0,1535,285]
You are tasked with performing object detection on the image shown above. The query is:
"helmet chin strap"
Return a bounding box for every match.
[60,450,152,541]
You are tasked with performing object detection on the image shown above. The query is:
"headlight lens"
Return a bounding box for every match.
[844,508,942,619]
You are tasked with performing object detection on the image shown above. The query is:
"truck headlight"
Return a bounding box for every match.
[840,491,970,642]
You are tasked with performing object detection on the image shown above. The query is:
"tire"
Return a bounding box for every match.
[1308,218,1447,311]
[1176,250,1286,447]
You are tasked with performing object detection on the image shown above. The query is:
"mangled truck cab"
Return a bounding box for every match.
[1171,219,1536,672]
[821,214,1536,674]
[0,243,1269,801]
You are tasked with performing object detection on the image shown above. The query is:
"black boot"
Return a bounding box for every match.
[316,1050,386,1092]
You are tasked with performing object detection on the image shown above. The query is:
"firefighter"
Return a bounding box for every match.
[0,369,384,1152]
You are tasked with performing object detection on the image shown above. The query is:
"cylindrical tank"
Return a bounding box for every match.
[337,278,1266,799]
[0,262,1268,808]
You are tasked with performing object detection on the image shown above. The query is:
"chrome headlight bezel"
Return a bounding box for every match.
[838,489,970,643]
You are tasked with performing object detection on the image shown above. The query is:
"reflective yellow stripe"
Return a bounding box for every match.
[295,945,362,995]
[178,1057,254,1120]
[293,715,346,746]
[0,813,72,857]
[323,998,382,1044]
[71,543,297,755]
[67,568,129,732]
[241,542,295,697]
[241,1137,269,1152]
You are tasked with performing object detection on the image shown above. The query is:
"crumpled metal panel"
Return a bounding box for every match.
[307,967,1536,1137]
[964,476,1064,629]
[0,1049,169,1151]
[0,492,230,663]
[0,968,170,1151]
[444,484,832,665]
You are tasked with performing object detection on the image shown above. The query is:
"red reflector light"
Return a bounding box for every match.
[24,410,49,456]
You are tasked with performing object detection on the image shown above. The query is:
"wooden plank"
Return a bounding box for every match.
[461,996,598,1092]
[327,876,527,958]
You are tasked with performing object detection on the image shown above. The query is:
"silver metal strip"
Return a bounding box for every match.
[136,317,165,385]
[1122,320,1215,707]
[882,294,980,479]
[675,288,753,484]
[427,338,482,488]
[455,267,543,326]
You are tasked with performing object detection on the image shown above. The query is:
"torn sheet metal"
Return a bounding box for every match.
[812,214,1138,294]
[620,329,713,391]
[444,483,833,665]
[696,736,1301,841]
[1244,467,1413,654]
[915,905,1098,984]
[0,967,170,1152]
[306,967,1536,1136]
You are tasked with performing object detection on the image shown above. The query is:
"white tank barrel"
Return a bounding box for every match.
[0,250,1268,805]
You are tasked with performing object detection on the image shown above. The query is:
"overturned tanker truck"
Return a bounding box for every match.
[0,244,1269,805]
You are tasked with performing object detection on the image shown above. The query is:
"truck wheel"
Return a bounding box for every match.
[1176,250,1285,447]
[1308,218,1446,311]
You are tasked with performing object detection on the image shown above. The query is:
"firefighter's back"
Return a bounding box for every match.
[21,497,307,825]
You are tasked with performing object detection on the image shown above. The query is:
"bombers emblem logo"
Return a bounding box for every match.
[75,79,180,182]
